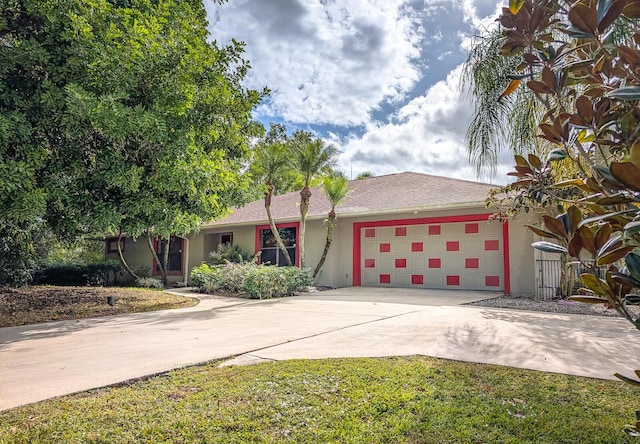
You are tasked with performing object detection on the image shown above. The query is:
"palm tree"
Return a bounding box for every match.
[291,130,338,268]
[313,174,350,279]
[251,124,293,266]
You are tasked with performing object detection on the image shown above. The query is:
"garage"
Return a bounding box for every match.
[353,215,509,292]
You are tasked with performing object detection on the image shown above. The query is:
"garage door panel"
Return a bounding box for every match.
[361,219,504,291]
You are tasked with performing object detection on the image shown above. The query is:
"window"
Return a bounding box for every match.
[220,233,233,247]
[106,237,125,253]
[153,236,184,275]
[259,226,297,266]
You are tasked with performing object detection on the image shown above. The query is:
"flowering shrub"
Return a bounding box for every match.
[190,263,311,299]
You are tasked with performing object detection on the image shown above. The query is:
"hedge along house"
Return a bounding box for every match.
[108,172,537,295]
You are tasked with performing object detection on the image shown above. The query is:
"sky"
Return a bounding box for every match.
[204,0,514,185]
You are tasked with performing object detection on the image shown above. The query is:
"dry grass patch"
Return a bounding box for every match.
[0,286,197,327]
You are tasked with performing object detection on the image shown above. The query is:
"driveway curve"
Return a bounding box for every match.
[1,287,639,411]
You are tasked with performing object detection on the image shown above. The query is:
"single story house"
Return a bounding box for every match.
[108,172,539,295]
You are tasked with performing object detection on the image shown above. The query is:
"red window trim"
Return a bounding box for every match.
[254,222,301,267]
[353,213,511,295]
[152,236,185,276]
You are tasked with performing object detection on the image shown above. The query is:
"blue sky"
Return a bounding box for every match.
[205,0,513,184]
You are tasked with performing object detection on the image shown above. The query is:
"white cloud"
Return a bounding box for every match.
[207,0,424,126]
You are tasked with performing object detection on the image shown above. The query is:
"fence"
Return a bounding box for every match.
[535,259,605,301]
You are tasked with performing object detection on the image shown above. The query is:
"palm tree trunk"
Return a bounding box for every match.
[299,186,312,267]
[313,214,335,279]
[116,232,140,280]
[265,183,292,266]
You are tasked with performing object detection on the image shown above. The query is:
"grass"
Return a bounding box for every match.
[0,356,637,443]
[0,286,198,327]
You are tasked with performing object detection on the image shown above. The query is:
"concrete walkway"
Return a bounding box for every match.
[1,287,639,411]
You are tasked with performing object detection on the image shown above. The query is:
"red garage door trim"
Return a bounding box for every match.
[352,214,511,295]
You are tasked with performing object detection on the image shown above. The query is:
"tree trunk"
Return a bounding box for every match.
[162,236,171,287]
[116,232,140,280]
[146,233,167,286]
[313,211,336,279]
[299,186,312,267]
[264,182,292,266]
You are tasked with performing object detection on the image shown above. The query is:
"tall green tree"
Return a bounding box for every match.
[291,130,338,268]
[312,174,350,280]
[1,0,264,285]
[251,124,294,266]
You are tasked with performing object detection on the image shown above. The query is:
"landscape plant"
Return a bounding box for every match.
[488,0,640,435]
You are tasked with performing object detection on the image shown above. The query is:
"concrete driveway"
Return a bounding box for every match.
[1,287,639,411]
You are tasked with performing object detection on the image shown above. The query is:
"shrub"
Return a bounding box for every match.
[33,261,121,286]
[191,263,311,299]
[208,244,253,265]
[135,277,164,289]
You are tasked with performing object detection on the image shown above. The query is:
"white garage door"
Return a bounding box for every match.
[360,221,504,291]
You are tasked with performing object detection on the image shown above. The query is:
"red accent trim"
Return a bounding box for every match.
[379,274,391,284]
[447,275,460,286]
[254,222,301,267]
[428,258,441,268]
[485,240,499,251]
[486,276,500,287]
[395,227,407,236]
[428,225,441,235]
[503,221,511,295]
[380,243,391,253]
[446,241,459,252]
[364,259,376,268]
[365,228,376,238]
[152,236,185,276]
[465,223,479,234]
[412,274,424,285]
[465,258,479,269]
[411,242,423,252]
[352,214,493,286]
[395,258,407,268]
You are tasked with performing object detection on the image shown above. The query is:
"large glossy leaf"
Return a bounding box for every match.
[527,153,542,170]
[499,79,522,100]
[514,154,528,167]
[554,178,585,189]
[547,148,567,161]
[578,209,637,227]
[577,225,596,254]
[581,273,606,295]
[598,233,623,255]
[607,86,640,100]
[543,214,567,237]
[625,253,640,281]
[567,205,582,234]
[568,3,597,35]
[624,220,640,235]
[615,372,640,387]
[509,0,524,14]
[568,235,583,257]
[597,0,626,32]
[597,246,636,266]
[568,295,608,304]
[610,162,640,192]
[526,224,561,239]
[611,272,640,288]
[531,241,568,254]
[594,223,611,251]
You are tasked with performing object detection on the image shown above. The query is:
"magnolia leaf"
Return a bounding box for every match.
[610,162,640,192]
[625,252,640,281]
[531,241,568,254]
[611,273,640,288]
[581,273,606,295]
[568,295,608,304]
[526,225,560,239]
[514,154,528,167]
[547,148,567,161]
[598,233,623,255]
[598,0,626,33]
[596,195,633,205]
[607,86,640,100]
[577,225,596,254]
[578,209,637,227]
[624,294,640,305]
[568,235,583,257]
[624,220,640,235]
[594,223,611,251]
[509,0,524,14]
[543,215,568,238]
[568,3,597,35]
[597,246,635,266]
[615,372,640,387]
[567,205,582,234]
[528,153,542,170]
[554,178,585,189]
[577,129,595,143]
[499,79,522,100]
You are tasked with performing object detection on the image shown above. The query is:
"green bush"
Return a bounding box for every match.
[135,277,164,289]
[190,263,312,299]
[208,244,253,265]
[33,261,121,286]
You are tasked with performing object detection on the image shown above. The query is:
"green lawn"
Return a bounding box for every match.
[1,356,636,443]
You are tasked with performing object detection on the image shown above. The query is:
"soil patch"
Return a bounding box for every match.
[0,286,198,328]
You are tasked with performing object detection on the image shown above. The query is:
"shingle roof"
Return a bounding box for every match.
[205,172,496,227]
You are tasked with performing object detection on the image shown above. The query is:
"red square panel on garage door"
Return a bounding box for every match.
[379,274,391,284]
[411,242,423,252]
[395,227,407,236]
[465,258,479,268]
[365,228,376,238]
[395,258,407,268]
[364,259,375,268]
[411,274,424,285]
[428,225,441,235]
[465,223,479,234]
[379,243,391,253]
[446,241,459,252]
[447,275,460,286]
[428,258,441,268]
[485,240,499,251]
[485,276,500,287]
